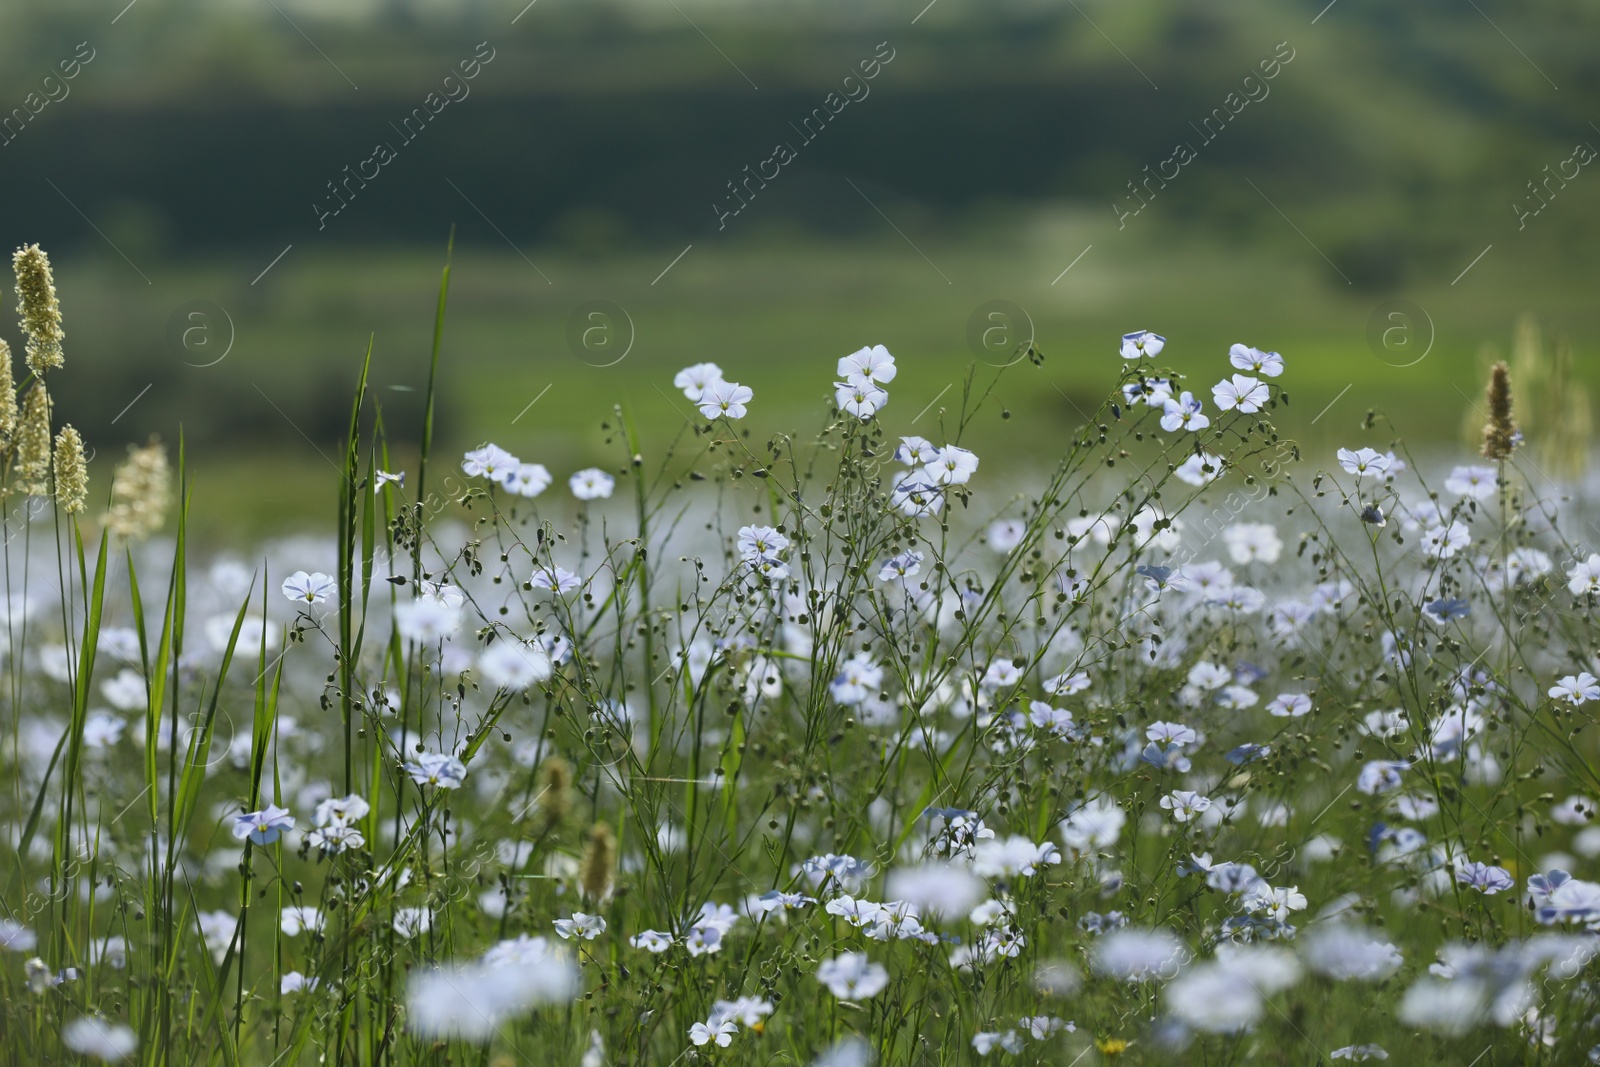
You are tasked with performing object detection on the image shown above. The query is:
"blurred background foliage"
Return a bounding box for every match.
[0,0,1595,537]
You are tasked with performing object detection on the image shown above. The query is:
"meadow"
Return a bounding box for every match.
[5,239,1600,1066]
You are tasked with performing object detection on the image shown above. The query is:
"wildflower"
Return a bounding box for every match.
[894,435,937,465]
[395,594,462,643]
[890,474,943,517]
[1301,924,1402,981]
[1549,672,1599,705]
[885,863,986,917]
[878,550,923,581]
[405,947,579,1041]
[971,835,1060,877]
[1223,523,1282,564]
[51,425,87,513]
[1330,1046,1388,1061]
[1060,798,1125,853]
[923,445,979,485]
[1212,374,1269,414]
[839,343,897,384]
[830,652,883,705]
[630,930,672,952]
[838,379,889,422]
[281,972,319,994]
[1480,360,1517,461]
[1160,392,1209,432]
[374,469,405,491]
[61,1017,137,1062]
[689,1017,738,1048]
[1336,447,1390,478]
[569,468,615,500]
[673,362,724,401]
[1445,465,1498,500]
[1161,791,1212,823]
[1266,693,1312,718]
[1357,760,1409,795]
[102,437,172,539]
[1174,451,1222,485]
[479,638,554,689]
[530,564,582,594]
[508,462,552,497]
[404,752,467,789]
[462,443,519,483]
[737,525,789,562]
[715,997,774,1028]
[1119,330,1165,360]
[1455,861,1513,895]
[1421,523,1470,559]
[0,919,36,952]
[987,518,1026,552]
[14,244,64,374]
[1091,927,1185,981]
[698,379,752,419]
[280,907,324,937]
[232,805,294,845]
[1567,553,1600,595]
[281,571,336,605]
[14,385,51,496]
[1229,343,1284,377]
[1422,598,1470,623]
[816,952,889,999]
[971,1031,1023,1056]
[1360,504,1386,527]
[553,913,606,940]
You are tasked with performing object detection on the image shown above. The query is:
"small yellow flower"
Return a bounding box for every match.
[1095,1037,1129,1056]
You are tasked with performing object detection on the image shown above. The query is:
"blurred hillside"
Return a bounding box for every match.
[0,0,1595,535]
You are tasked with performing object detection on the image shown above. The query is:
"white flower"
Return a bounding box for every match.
[569,468,615,500]
[674,362,724,401]
[1119,330,1166,360]
[0,919,36,952]
[530,564,582,594]
[1301,924,1402,981]
[698,379,752,419]
[894,435,937,465]
[479,639,554,690]
[508,463,553,498]
[395,595,462,644]
[1223,523,1282,564]
[1160,392,1209,432]
[838,344,897,384]
[836,380,888,419]
[232,805,294,845]
[986,519,1026,552]
[101,668,146,711]
[923,445,979,486]
[553,913,607,940]
[462,444,518,483]
[280,907,324,937]
[1336,447,1390,478]
[1174,452,1223,486]
[405,752,467,789]
[971,1031,1023,1056]
[62,1018,138,1062]
[1421,523,1470,560]
[1266,693,1312,718]
[816,952,889,999]
[1229,343,1284,377]
[737,525,789,562]
[1161,790,1212,823]
[1550,672,1600,706]
[630,929,673,953]
[1567,553,1600,595]
[1445,465,1498,500]
[689,1018,737,1048]
[281,570,336,605]
[1091,927,1185,981]
[405,945,579,1042]
[281,971,319,994]
[1212,374,1269,414]
[1060,797,1125,853]
[878,551,924,581]
[375,469,405,492]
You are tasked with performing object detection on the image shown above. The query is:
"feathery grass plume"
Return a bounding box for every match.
[537,756,572,834]
[51,425,87,514]
[1481,360,1517,461]
[101,436,172,539]
[0,338,17,442]
[580,822,616,903]
[14,384,51,496]
[13,243,64,374]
